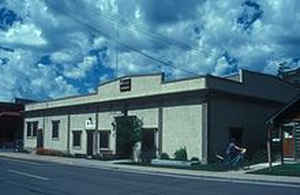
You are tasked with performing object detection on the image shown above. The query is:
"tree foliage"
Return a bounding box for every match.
[115,116,143,157]
[131,117,143,145]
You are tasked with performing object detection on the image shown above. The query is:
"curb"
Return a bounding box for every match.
[100,164,300,187]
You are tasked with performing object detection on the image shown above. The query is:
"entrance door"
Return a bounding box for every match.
[36,129,43,148]
[86,131,94,156]
[283,130,295,158]
[142,129,156,158]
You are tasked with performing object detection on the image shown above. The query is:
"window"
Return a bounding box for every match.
[73,131,82,147]
[120,78,131,92]
[32,122,38,137]
[27,122,32,137]
[99,131,110,149]
[52,120,60,139]
[27,121,38,137]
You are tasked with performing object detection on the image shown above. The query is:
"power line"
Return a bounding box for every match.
[89,10,210,58]
[46,2,201,76]
[54,1,208,59]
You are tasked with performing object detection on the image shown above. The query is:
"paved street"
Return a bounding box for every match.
[0,157,299,195]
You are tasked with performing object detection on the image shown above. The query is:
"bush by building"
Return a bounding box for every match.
[36,148,65,157]
[174,147,187,161]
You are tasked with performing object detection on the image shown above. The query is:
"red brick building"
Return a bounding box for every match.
[0,99,33,148]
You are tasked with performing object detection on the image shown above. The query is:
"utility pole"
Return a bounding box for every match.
[115,22,119,78]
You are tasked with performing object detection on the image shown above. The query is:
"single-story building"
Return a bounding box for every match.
[24,69,298,163]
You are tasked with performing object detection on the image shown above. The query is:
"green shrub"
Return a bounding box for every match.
[174,147,187,161]
[160,153,170,160]
[191,157,199,161]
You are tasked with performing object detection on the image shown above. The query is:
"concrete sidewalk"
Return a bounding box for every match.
[0,152,299,185]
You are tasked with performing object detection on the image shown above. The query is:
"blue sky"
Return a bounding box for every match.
[0,0,300,101]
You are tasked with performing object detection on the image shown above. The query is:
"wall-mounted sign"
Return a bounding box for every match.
[120,78,131,92]
[85,118,96,130]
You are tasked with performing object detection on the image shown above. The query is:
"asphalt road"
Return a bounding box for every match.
[0,157,299,195]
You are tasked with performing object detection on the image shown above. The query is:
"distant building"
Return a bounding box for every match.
[24,70,298,163]
[0,100,25,148]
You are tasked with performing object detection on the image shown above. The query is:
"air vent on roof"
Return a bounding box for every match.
[120,78,131,92]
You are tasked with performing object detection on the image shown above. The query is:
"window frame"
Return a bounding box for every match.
[32,121,38,137]
[72,131,82,148]
[26,121,38,138]
[52,120,60,139]
[26,122,32,137]
[99,130,110,149]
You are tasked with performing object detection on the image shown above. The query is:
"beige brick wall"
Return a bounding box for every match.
[97,75,163,100]
[25,74,206,111]
[98,111,122,154]
[128,108,159,128]
[162,104,203,160]
[69,113,96,155]
[43,115,68,152]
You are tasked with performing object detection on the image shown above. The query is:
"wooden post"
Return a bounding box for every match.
[279,126,284,165]
[267,125,272,170]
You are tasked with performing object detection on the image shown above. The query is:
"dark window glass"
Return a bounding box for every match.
[27,122,32,137]
[32,122,38,137]
[52,121,60,138]
[100,131,110,148]
[73,131,81,147]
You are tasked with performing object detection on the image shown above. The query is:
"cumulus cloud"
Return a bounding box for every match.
[0,22,47,47]
[0,49,79,101]
[63,56,97,79]
[1,0,300,101]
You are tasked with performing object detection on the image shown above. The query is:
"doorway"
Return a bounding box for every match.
[86,131,94,156]
[283,126,295,158]
[36,128,43,148]
[141,128,156,158]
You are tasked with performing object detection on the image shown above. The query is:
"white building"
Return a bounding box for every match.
[24,69,297,163]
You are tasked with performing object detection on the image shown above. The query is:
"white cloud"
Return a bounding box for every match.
[50,51,75,64]
[0,22,47,47]
[1,0,300,101]
[63,56,97,79]
[0,49,79,101]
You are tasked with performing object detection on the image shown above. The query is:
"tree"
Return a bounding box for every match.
[115,116,143,158]
[131,117,143,145]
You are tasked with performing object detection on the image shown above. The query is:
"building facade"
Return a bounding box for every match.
[24,70,298,163]
[266,95,300,162]
[0,99,29,148]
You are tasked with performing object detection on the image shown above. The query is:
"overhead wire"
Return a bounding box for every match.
[98,13,210,58]
[46,1,201,76]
